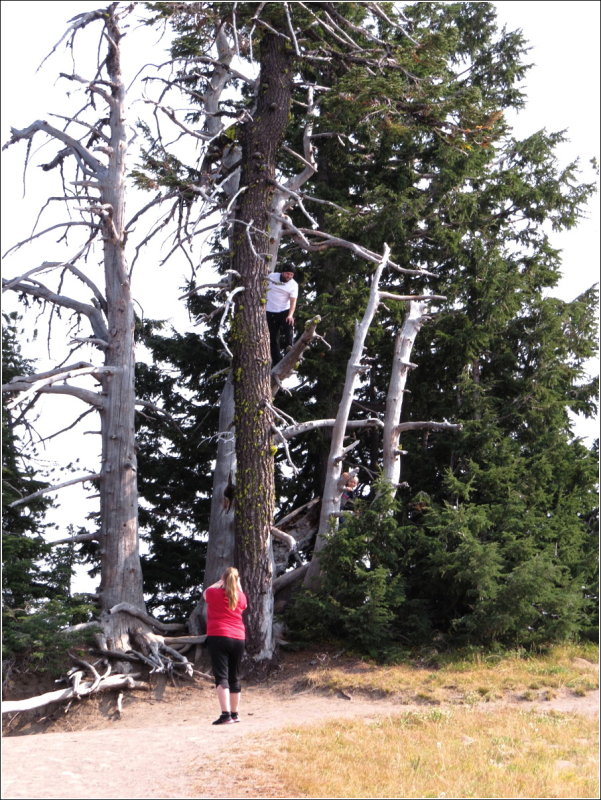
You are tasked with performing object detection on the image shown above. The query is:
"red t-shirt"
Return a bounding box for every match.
[204,586,247,639]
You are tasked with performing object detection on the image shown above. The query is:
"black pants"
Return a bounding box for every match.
[266,310,294,365]
[206,636,245,693]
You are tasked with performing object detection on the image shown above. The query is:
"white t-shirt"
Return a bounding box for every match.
[265,273,299,313]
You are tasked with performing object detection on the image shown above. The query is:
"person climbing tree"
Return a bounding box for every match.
[265,269,299,365]
[341,472,360,512]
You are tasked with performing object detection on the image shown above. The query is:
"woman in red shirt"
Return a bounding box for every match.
[203,566,247,725]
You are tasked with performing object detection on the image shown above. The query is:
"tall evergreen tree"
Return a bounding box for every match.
[131,1,597,651]
[278,3,599,648]
[136,0,458,655]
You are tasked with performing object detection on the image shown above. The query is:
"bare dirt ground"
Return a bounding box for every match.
[2,650,599,800]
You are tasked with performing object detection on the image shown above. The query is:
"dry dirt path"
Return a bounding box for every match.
[2,685,598,800]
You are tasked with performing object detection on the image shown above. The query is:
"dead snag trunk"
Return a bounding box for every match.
[303,247,391,591]
[96,13,145,645]
[231,31,294,660]
[382,300,427,490]
[2,6,147,661]
[193,33,242,630]
[381,300,462,493]
[205,373,237,586]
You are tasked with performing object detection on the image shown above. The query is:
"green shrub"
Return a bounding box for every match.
[2,598,98,687]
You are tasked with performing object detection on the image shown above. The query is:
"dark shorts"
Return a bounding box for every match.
[206,636,245,693]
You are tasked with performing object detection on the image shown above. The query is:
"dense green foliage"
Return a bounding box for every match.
[134,319,221,619]
[2,314,56,610]
[3,600,98,686]
[2,315,95,678]
[129,2,598,651]
[286,455,598,660]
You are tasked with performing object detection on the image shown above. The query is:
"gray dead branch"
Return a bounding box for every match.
[1,674,148,715]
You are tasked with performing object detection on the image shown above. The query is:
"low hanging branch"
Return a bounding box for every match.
[277,215,436,278]
[281,417,384,440]
[396,420,463,433]
[2,364,111,411]
[0,277,109,342]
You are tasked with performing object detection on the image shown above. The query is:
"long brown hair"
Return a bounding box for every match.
[222,566,240,610]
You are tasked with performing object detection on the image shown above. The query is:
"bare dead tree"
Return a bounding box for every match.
[1,4,194,680]
[301,257,461,590]
[382,300,463,489]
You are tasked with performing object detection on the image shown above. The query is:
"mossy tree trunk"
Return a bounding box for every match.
[231,31,294,659]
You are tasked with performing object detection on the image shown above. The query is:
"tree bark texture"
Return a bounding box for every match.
[194,373,237,633]
[96,14,145,646]
[231,31,294,659]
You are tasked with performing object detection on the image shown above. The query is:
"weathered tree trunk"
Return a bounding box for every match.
[95,13,145,646]
[199,56,315,623]
[382,300,427,490]
[2,6,148,659]
[1,675,148,714]
[381,301,462,493]
[231,31,294,660]
[193,30,242,629]
[303,248,390,591]
[188,19,316,645]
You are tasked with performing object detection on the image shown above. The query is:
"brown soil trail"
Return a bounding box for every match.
[2,663,598,800]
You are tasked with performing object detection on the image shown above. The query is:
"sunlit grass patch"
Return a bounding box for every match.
[247,706,599,799]
[301,643,598,704]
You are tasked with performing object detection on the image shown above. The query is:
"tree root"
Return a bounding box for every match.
[2,671,148,714]
[2,614,209,717]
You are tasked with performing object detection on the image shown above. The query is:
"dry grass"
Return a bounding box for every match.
[252,707,599,799]
[300,643,599,705]
[240,643,599,799]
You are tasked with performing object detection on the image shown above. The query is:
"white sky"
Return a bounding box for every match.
[1,2,599,588]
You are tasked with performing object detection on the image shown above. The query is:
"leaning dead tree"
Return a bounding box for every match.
[268,291,463,597]
[1,4,199,687]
